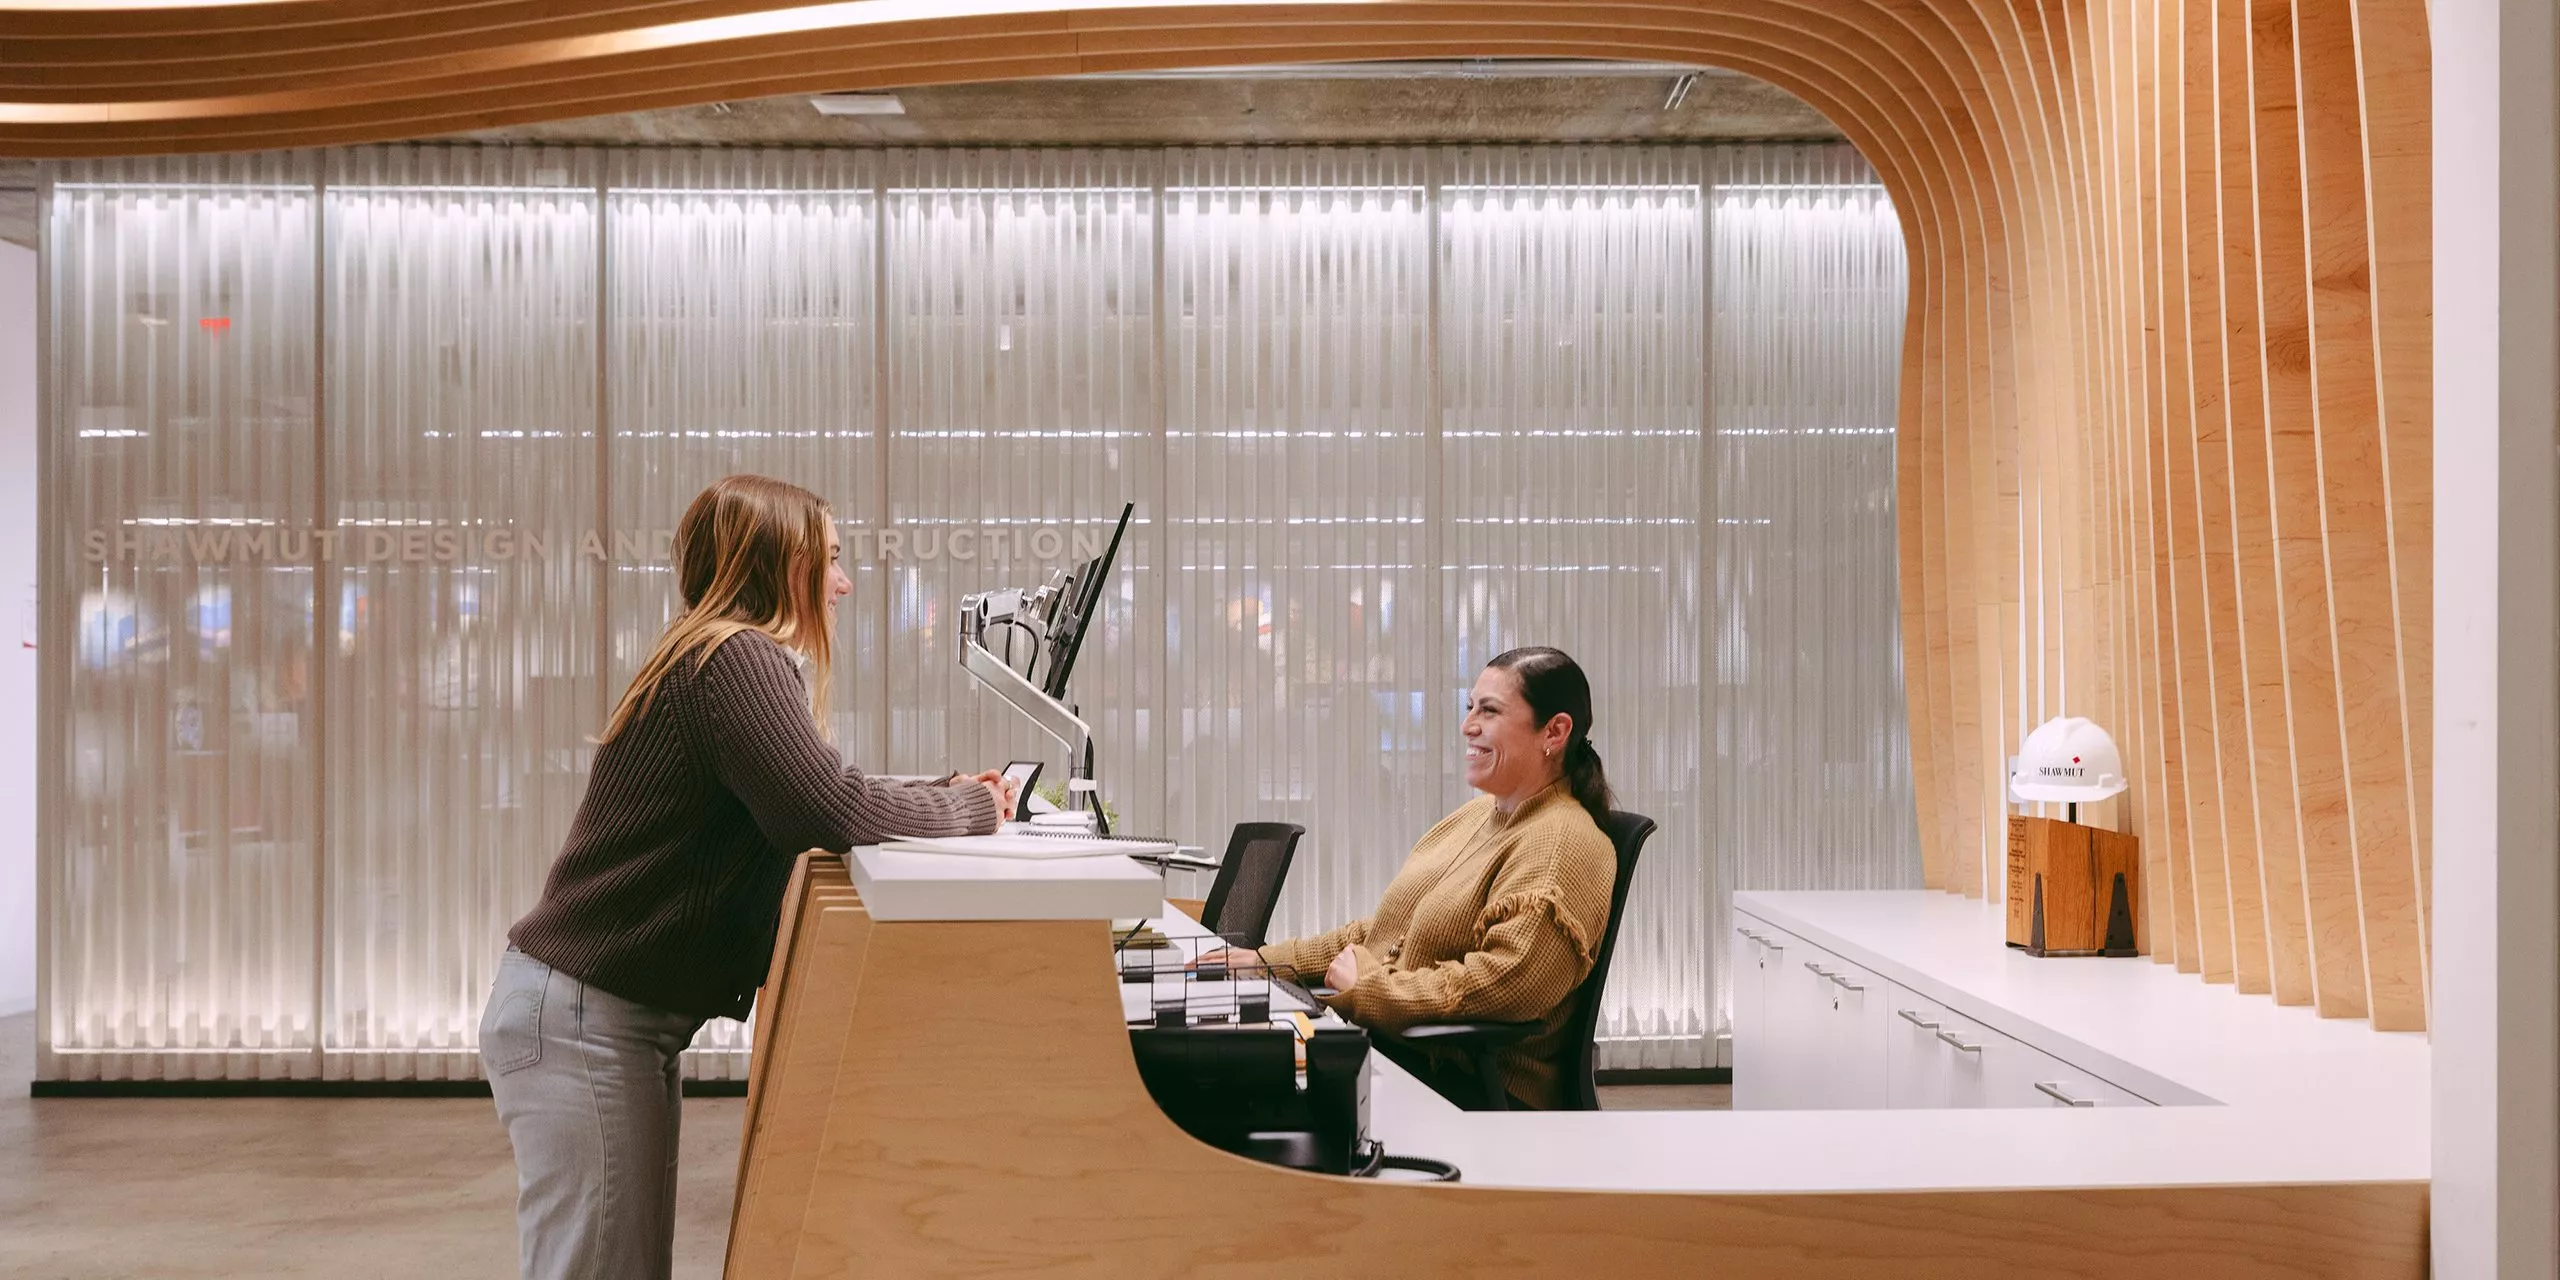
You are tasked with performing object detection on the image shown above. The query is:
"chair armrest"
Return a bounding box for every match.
[1371,1020,1541,1112]
[1376,1020,1541,1048]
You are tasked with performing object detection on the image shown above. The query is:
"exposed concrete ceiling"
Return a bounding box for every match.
[449,64,1838,148]
[0,190,30,251]
[0,62,1842,248]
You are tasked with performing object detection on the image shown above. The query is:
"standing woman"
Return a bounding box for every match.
[481,475,1012,1280]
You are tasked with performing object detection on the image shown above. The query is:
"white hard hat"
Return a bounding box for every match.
[2011,716,2129,803]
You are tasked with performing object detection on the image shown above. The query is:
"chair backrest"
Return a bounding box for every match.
[1556,809,1656,1111]
[1201,822,1305,949]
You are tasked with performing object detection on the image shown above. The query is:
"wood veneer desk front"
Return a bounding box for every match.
[725,852,2425,1278]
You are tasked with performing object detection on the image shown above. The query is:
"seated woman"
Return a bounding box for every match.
[1206,646,1617,1111]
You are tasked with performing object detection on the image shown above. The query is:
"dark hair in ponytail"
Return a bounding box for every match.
[1486,646,1614,824]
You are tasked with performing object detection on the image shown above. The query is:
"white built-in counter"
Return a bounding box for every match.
[1356,889,2428,1194]
[1728,889,2430,1113]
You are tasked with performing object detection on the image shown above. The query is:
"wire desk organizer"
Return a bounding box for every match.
[1114,935,1312,1031]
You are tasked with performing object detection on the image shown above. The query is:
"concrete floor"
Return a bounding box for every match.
[1594,1081,1732,1110]
[0,1014,741,1280]
[0,1013,1722,1278]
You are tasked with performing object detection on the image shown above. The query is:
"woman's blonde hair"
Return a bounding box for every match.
[601,474,837,743]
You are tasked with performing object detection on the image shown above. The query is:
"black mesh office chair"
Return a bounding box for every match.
[1371,809,1656,1112]
[1200,822,1305,949]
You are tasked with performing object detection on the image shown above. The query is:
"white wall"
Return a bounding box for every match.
[2431,1,2560,1275]
[0,239,34,1019]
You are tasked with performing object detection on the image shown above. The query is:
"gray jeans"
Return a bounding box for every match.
[481,948,707,1280]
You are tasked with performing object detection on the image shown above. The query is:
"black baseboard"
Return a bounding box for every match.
[31,1078,751,1099]
[1593,1067,1731,1086]
[36,1069,1714,1097]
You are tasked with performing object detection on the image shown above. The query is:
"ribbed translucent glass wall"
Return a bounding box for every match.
[322,147,601,1080]
[877,150,1161,818]
[44,155,320,1081]
[1159,147,1439,950]
[39,142,1910,1080]
[604,150,882,1076]
[1438,146,1715,1065]
[1702,147,1921,1060]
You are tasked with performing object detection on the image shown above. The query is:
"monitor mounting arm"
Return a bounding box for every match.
[959,590,1097,814]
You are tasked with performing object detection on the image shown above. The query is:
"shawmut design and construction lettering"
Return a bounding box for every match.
[82,522,1110,566]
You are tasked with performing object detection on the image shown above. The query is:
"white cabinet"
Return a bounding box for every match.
[1921,1001,2152,1110]
[1883,984,1959,1109]
[1913,1006,2004,1109]
[1801,949,1889,1109]
[1732,921,1887,1110]
[1991,1039,2151,1109]
[1731,923,1808,1107]
[1734,910,2161,1113]
[1729,926,1772,1108]
[1761,938,1830,1108]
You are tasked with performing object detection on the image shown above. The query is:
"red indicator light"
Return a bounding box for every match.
[199,317,232,332]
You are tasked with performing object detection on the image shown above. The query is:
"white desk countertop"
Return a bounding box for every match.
[1134,891,2429,1195]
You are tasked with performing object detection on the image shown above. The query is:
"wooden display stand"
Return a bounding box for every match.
[2006,816,2144,957]
[723,852,2416,1278]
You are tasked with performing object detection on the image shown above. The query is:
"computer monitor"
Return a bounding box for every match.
[1039,501,1133,701]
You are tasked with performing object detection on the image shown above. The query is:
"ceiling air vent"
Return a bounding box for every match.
[809,94,906,116]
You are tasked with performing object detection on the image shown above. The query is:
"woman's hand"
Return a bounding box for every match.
[1190,946,1262,974]
[953,769,1016,821]
[1324,945,1359,992]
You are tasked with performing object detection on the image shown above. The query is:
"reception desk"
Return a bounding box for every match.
[724,851,2426,1278]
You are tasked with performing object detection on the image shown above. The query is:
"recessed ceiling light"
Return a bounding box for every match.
[809,94,905,117]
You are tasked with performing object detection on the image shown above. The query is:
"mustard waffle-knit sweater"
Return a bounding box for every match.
[1257,782,1614,1109]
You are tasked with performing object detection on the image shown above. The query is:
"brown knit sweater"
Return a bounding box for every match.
[1257,783,1614,1109]
[510,629,1001,1020]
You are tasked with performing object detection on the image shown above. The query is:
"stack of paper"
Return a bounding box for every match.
[876,834,1178,860]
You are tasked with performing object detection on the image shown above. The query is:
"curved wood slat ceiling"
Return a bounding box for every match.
[2,0,2432,1031]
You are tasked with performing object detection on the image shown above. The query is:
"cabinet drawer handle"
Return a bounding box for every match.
[1827,973,1865,992]
[1896,1008,1940,1029]
[1933,1029,1983,1053]
[2034,1081,2098,1108]
[1801,961,1834,978]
